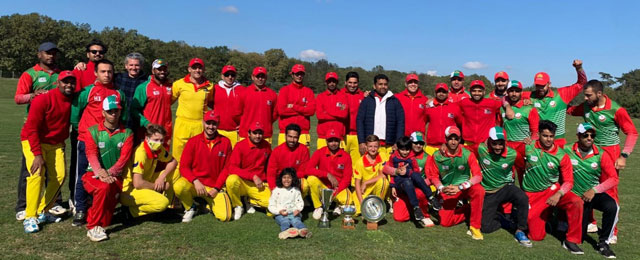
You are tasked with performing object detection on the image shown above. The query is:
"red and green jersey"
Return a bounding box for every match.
[430,147,473,186]
[522,142,573,193]
[501,100,539,142]
[567,146,603,196]
[414,152,428,178]
[15,64,61,114]
[86,124,133,171]
[478,144,516,191]
[131,76,173,133]
[71,82,127,142]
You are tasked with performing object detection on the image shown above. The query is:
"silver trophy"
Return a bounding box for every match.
[342,205,356,229]
[361,195,386,230]
[318,188,334,228]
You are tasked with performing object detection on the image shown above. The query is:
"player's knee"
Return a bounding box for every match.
[155,196,170,212]
[225,174,241,188]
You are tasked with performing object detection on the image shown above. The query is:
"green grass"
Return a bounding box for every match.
[1,77,639,259]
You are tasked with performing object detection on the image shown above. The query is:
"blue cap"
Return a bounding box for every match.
[38,42,58,52]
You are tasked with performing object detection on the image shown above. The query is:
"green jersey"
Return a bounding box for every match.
[580,99,623,147]
[478,144,516,191]
[414,152,428,178]
[21,66,59,115]
[432,148,473,186]
[501,103,537,142]
[86,124,133,171]
[531,89,568,138]
[522,143,570,192]
[567,145,603,196]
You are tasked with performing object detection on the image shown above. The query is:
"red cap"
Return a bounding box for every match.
[290,64,306,74]
[325,72,338,81]
[534,72,550,85]
[203,110,220,122]
[58,70,76,81]
[221,65,236,74]
[444,126,461,138]
[435,83,448,92]
[470,80,485,89]
[450,70,465,79]
[494,71,509,81]
[189,58,205,68]
[326,129,342,141]
[405,74,419,82]
[250,121,264,131]
[252,67,267,76]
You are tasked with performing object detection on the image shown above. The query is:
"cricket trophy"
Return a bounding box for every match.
[342,205,356,229]
[361,195,386,230]
[318,188,334,228]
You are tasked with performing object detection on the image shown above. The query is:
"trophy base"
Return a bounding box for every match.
[366,222,378,230]
[342,219,355,230]
[318,221,331,228]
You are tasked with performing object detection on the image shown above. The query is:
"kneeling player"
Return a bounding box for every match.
[426,126,485,240]
[478,126,531,247]
[352,135,389,217]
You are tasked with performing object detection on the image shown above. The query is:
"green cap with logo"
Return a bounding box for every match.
[488,126,506,141]
[577,122,595,134]
[410,131,425,144]
[102,95,121,111]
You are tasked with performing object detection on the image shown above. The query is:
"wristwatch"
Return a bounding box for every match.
[621,152,629,158]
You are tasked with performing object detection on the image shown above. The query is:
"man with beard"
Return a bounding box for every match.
[447,70,470,103]
[132,59,173,145]
[267,124,310,197]
[316,72,348,149]
[340,71,366,162]
[395,74,428,136]
[239,67,277,144]
[424,83,462,155]
[277,64,316,146]
[487,71,510,100]
[73,39,108,90]
[213,65,245,147]
[115,52,148,128]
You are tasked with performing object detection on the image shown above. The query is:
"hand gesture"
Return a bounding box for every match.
[396,164,407,176]
[573,59,583,69]
[74,62,87,71]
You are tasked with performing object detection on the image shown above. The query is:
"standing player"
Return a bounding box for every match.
[502,80,539,184]
[277,64,316,146]
[316,72,348,149]
[73,39,108,90]
[115,52,148,128]
[20,71,75,233]
[526,59,586,147]
[267,124,310,198]
[395,74,428,136]
[426,126,485,240]
[522,120,584,254]
[487,71,510,100]
[213,65,245,147]
[306,131,353,219]
[341,72,366,161]
[174,111,233,222]
[226,122,272,220]
[131,59,173,144]
[239,67,277,144]
[171,58,213,166]
[478,127,531,247]
[424,83,462,155]
[352,135,389,217]
[448,70,470,103]
[82,97,134,242]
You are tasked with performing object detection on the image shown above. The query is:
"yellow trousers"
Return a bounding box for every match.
[218,129,239,148]
[425,145,440,156]
[307,175,352,209]
[172,117,204,163]
[344,134,361,163]
[173,177,232,221]
[22,141,65,218]
[353,177,390,215]
[225,174,271,208]
[316,138,346,150]
[120,188,169,217]
[277,133,311,147]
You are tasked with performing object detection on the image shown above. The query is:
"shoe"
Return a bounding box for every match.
[23,218,39,233]
[562,241,584,255]
[515,231,532,247]
[38,212,62,224]
[428,196,442,211]
[413,206,424,221]
[278,230,289,239]
[182,206,196,223]
[333,206,342,216]
[48,205,67,216]
[607,235,617,244]
[597,241,616,258]
[86,226,108,242]
[467,227,483,240]
[420,218,435,227]
[246,206,256,214]
[285,228,299,238]
[587,223,598,233]
[15,210,25,221]
[312,208,323,220]
[299,228,312,238]
[233,206,243,221]
[72,211,87,227]
[388,198,394,213]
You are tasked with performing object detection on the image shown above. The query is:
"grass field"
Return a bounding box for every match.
[0,77,638,259]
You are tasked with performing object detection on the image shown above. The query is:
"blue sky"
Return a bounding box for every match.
[2,0,639,86]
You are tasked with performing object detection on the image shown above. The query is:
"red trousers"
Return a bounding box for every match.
[439,184,485,229]
[82,172,122,230]
[525,184,583,244]
[393,188,430,222]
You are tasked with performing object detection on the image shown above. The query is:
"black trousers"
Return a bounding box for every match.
[481,183,529,233]
[582,192,618,243]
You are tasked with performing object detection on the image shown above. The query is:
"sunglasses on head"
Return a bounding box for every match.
[90,50,106,55]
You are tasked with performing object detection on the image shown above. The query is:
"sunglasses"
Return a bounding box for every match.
[224,73,236,77]
[581,133,596,138]
[90,50,106,55]
[451,77,463,82]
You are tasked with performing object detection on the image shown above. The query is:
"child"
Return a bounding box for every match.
[384,136,440,226]
[268,168,311,239]
[353,135,389,216]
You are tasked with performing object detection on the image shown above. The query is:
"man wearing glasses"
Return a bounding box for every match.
[213,65,245,148]
[73,39,108,91]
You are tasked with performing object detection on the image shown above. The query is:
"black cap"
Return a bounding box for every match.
[38,42,59,52]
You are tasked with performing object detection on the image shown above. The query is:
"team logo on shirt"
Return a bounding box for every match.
[484,109,492,114]
[117,142,124,148]
[571,159,578,165]
[302,97,307,103]
[166,87,172,93]
[337,164,345,170]
[442,165,450,170]
[483,159,491,165]
[585,112,591,118]
[295,160,301,165]
[98,142,105,148]
[547,162,555,169]
[591,162,599,169]
[515,113,522,119]
[94,95,102,102]
[598,115,606,122]
[550,101,556,107]
[530,155,538,162]
[266,100,273,106]
[218,151,226,157]
[501,163,509,169]
[534,102,541,108]
[153,90,160,96]
[458,165,465,170]
[419,104,424,109]
[38,77,47,83]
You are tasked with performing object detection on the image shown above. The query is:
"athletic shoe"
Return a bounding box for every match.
[597,242,616,258]
[23,218,39,233]
[48,205,67,215]
[15,210,25,221]
[312,208,323,220]
[38,212,62,224]
[467,227,484,240]
[182,207,196,223]
[587,223,598,233]
[72,211,87,227]
[285,228,299,238]
[233,206,243,221]
[333,206,342,216]
[87,226,108,242]
[562,241,584,255]
[413,206,424,221]
[246,206,256,214]
[607,235,618,244]
[278,230,289,239]
[428,196,442,211]
[515,231,532,247]
[299,228,312,238]
[420,218,435,227]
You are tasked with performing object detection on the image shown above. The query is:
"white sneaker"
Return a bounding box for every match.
[48,205,67,215]
[69,199,76,215]
[233,206,244,221]
[312,208,323,220]
[23,217,39,233]
[607,235,618,244]
[182,207,196,223]
[333,206,342,216]
[420,218,435,227]
[38,212,62,224]
[246,206,256,214]
[16,210,25,221]
[87,226,108,242]
[587,223,598,233]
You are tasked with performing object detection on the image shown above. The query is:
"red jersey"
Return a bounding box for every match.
[73,61,96,91]
[306,147,353,194]
[341,88,365,135]
[20,89,71,155]
[132,76,173,137]
[276,82,316,134]
[447,87,470,103]
[15,64,61,104]
[179,133,232,189]
[228,138,272,181]
[315,89,348,138]
[266,143,310,190]
[457,98,503,143]
[71,82,126,142]
[395,89,429,136]
[424,99,462,146]
[239,84,278,138]
[213,82,245,131]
